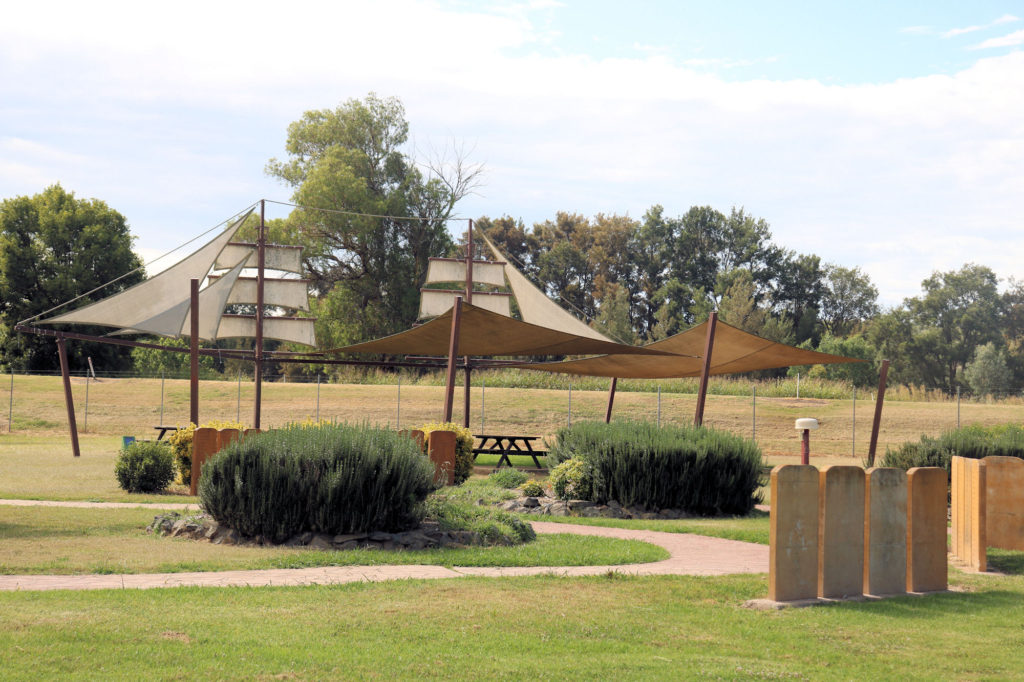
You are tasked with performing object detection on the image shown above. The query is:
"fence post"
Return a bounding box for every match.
[159,370,165,426]
[957,386,961,429]
[568,381,572,427]
[752,384,756,441]
[7,368,13,432]
[481,378,485,432]
[852,387,856,458]
[83,373,90,433]
[316,373,321,422]
[236,370,242,423]
[396,374,401,429]
[657,385,661,428]
[796,372,800,399]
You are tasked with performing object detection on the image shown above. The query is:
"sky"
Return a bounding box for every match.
[1,0,1023,306]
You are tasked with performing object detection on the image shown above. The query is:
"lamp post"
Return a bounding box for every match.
[795,418,819,465]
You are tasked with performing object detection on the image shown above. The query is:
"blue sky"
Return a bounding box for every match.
[2,0,1023,306]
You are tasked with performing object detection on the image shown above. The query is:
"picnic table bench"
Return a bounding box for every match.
[154,425,180,441]
[472,434,547,468]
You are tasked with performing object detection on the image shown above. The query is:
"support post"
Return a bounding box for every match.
[462,219,474,429]
[442,297,463,423]
[657,385,661,427]
[7,367,13,432]
[57,337,80,458]
[83,373,90,434]
[752,384,756,441]
[694,311,718,427]
[189,277,199,425]
[253,200,266,429]
[867,359,890,466]
[567,381,572,426]
[605,377,618,423]
[396,374,401,429]
[852,387,856,458]
[316,373,321,422]
[159,370,165,426]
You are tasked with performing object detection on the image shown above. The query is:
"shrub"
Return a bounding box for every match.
[549,458,591,500]
[548,420,763,516]
[199,423,438,543]
[418,422,474,484]
[425,496,536,545]
[489,467,528,489]
[520,480,545,497]
[882,424,1024,476]
[115,441,175,493]
[167,419,246,486]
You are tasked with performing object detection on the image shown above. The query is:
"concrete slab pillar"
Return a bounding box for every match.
[818,466,865,599]
[985,456,1024,551]
[864,467,907,596]
[907,467,948,592]
[427,430,456,486]
[769,465,820,602]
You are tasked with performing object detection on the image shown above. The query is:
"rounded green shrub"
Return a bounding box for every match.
[115,441,175,493]
[489,467,528,489]
[548,420,763,516]
[882,424,1024,476]
[549,458,591,500]
[199,423,438,543]
[520,480,545,497]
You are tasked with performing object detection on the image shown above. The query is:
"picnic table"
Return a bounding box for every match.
[153,425,180,441]
[472,434,547,468]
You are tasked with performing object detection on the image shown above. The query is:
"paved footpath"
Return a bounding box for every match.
[0,500,768,592]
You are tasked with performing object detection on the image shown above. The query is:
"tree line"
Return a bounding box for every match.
[1,94,1021,397]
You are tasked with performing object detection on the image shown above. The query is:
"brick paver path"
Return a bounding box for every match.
[0,500,768,592]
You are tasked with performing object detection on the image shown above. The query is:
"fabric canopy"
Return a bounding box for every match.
[327,302,683,358]
[519,319,862,378]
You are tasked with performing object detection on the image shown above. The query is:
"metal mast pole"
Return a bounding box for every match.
[57,337,80,457]
[253,200,266,429]
[866,359,890,466]
[694,311,718,427]
[189,278,199,425]
[443,296,464,422]
[463,219,473,428]
[604,377,617,423]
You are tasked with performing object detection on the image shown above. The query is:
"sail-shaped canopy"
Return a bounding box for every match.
[37,210,253,334]
[418,289,512,318]
[425,258,507,288]
[477,230,613,342]
[519,319,862,378]
[328,302,679,358]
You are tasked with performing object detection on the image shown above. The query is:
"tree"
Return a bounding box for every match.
[266,93,481,345]
[820,264,879,337]
[0,185,143,371]
[592,283,637,344]
[965,342,1012,398]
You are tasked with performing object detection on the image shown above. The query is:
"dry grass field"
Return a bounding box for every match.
[2,373,1022,463]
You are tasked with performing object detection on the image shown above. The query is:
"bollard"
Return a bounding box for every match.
[795,418,819,465]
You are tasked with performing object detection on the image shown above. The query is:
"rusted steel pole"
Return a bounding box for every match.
[463,219,473,428]
[443,296,463,423]
[694,311,718,427]
[253,200,266,429]
[866,359,890,466]
[57,337,81,457]
[801,429,810,465]
[190,278,200,425]
[605,377,617,423]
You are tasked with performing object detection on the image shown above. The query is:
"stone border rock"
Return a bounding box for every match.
[148,512,484,551]
[497,495,694,520]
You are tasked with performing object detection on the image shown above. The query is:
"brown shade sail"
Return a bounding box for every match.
[326,302,684,358]
[519,319,862,378]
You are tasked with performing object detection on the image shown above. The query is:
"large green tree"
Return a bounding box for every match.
[0,185,143,371]
[266,93,480,347]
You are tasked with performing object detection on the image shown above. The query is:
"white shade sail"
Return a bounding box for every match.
[425,258,507,287]
[38,210,252,331]
[208,276,310,311]
[216,243,303,273]
[218,315,317,347]
[418,289,512,318]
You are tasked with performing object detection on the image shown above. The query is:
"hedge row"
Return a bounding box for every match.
[199,423,437,543]
[547,420,763,516]
[882,424,1024,475]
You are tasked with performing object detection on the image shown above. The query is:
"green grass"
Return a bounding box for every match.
[0,505,666,575]
[537,510,771,545]
[2,570,1024,679]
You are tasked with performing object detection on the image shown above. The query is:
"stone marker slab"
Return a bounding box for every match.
[864,467,907,596]
[427,430,456,486]
[191,427,220,496]
[769,465,819,602]
[818,466,865,599]
[986,456,1024,551]
[907,467,948,592]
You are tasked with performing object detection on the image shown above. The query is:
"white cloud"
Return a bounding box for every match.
[972,28,1024,49]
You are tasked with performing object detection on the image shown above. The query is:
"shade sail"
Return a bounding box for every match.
[327,302,681,358]
[216,242,303,273]
[519,319,862,378]
[218,315,317,346]
[38,210,252,332]
[477,230,613,342]
[418,289,512,318]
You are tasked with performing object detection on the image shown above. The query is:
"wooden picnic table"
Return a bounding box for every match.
[472,434,547,468]
[154,425,180,441]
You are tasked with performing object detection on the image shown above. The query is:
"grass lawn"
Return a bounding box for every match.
[1,568,1023,679]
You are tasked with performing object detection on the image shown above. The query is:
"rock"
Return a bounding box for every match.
[212,528,240,545]
[369,531,393,542]
[607,500,622,509]
[579,506,603,518]
[309,534,333,550]
[567,500,595,510]
[332,533,367,545]
[337,540,359,550]
[548,501,569,516]
[296,531,314,545]
[522,497,540,508]
[499,500,520,511]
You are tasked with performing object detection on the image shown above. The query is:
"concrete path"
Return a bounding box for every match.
[0,498,199,511]
[0,501,769,592]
